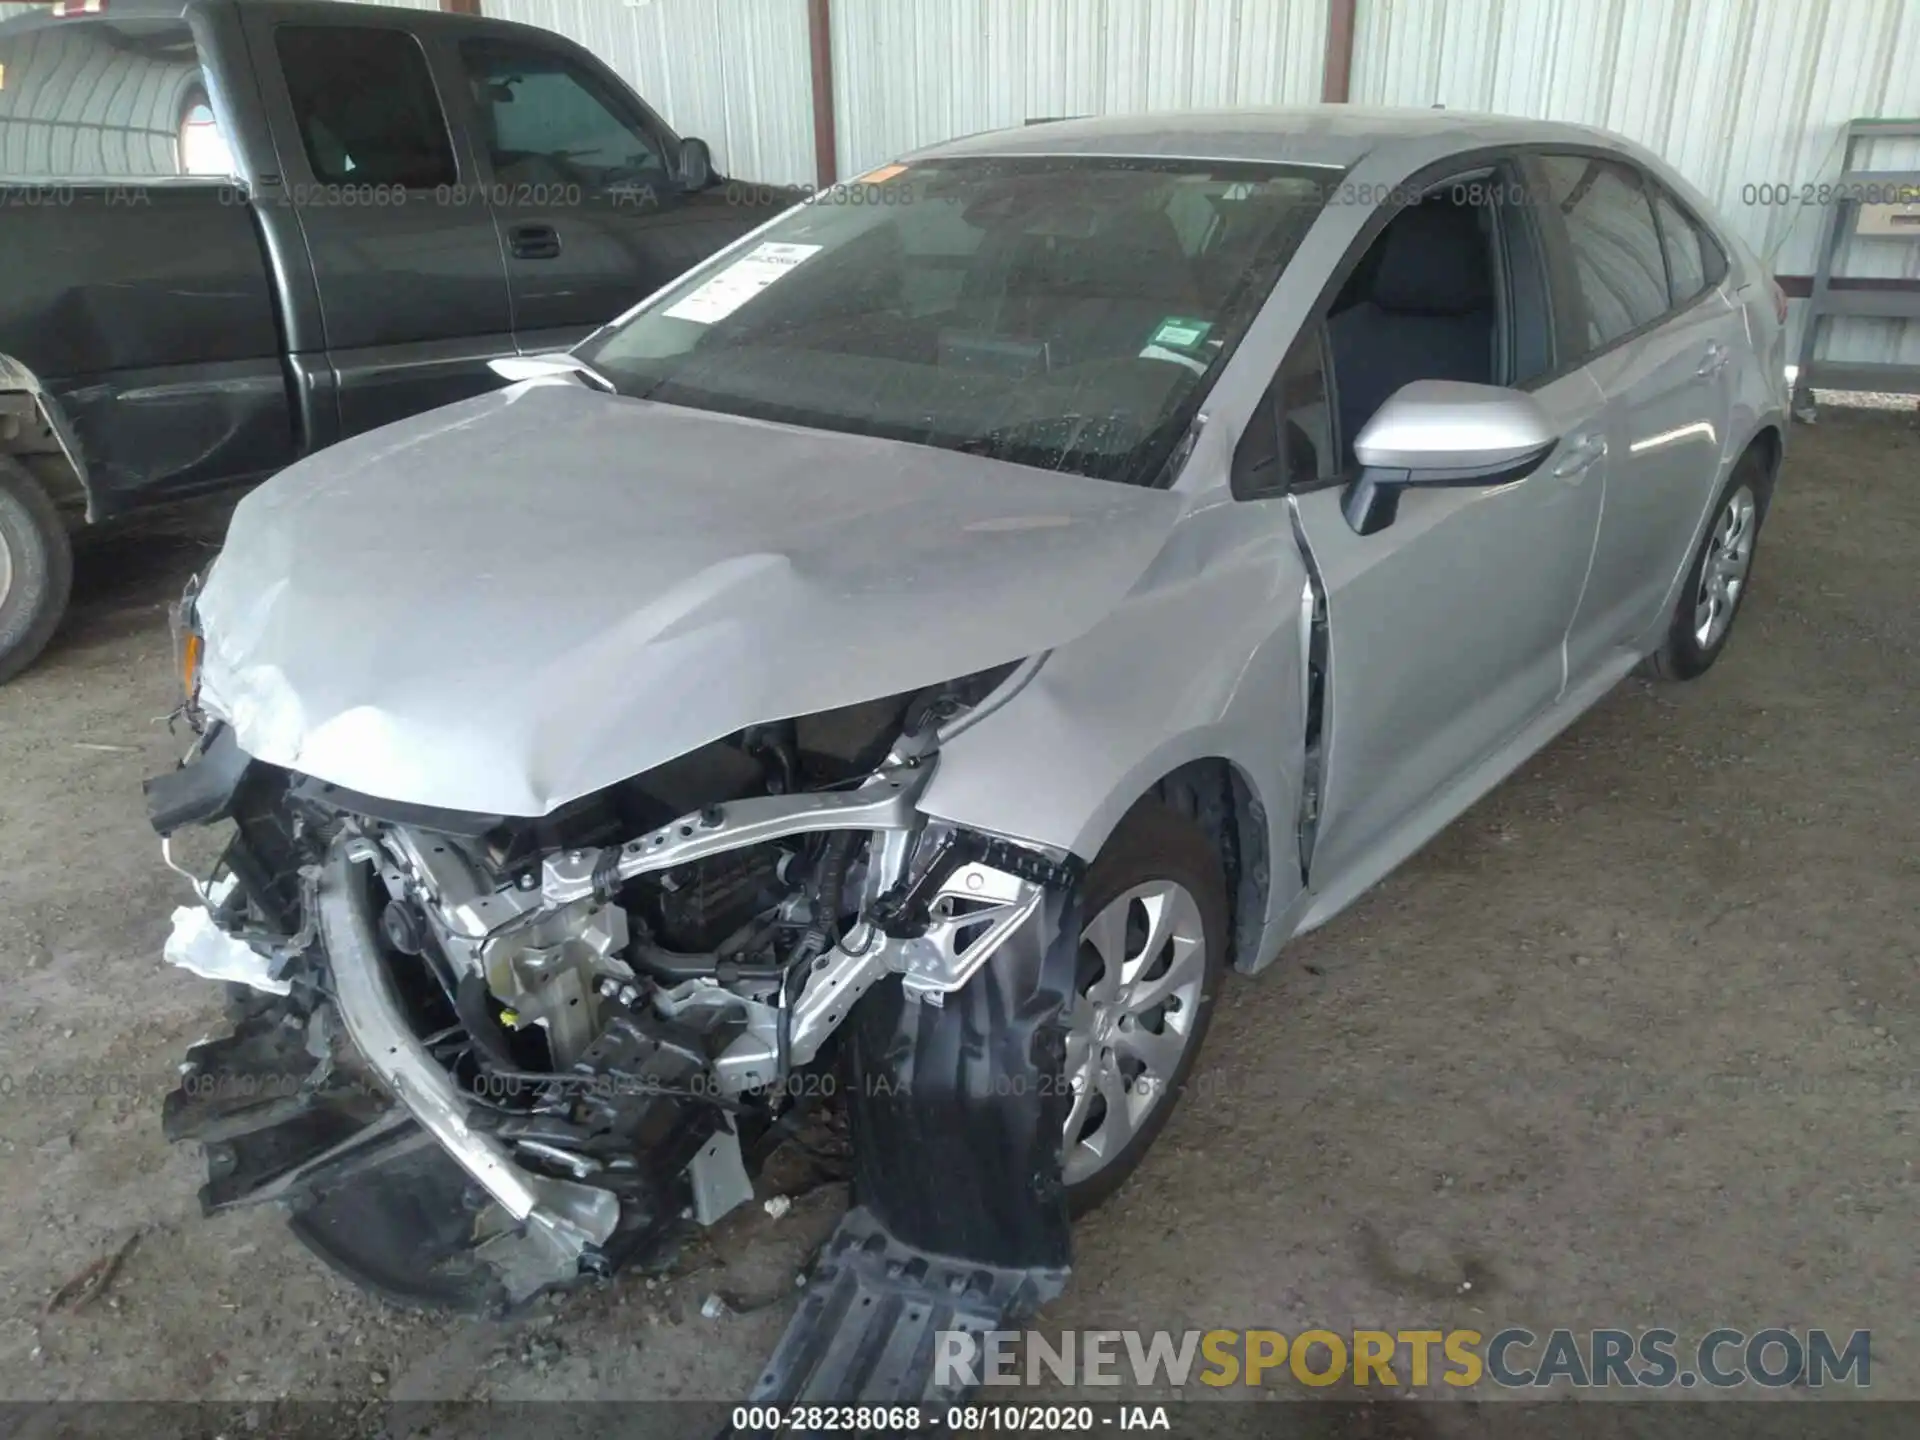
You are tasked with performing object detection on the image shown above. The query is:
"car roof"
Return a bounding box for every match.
[907,105,1629,171]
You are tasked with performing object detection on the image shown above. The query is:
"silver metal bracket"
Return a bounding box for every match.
[894,861,1045,1006]
[688,1127,754,1226]
[541,765,931,908]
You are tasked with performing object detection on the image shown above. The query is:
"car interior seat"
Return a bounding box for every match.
[1327,198,1495,464]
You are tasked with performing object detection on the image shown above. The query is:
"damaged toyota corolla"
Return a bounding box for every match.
[144,110,1784,1402]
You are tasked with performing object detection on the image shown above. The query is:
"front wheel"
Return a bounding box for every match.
[1062,798,1228,1217]
[1639,456,1766,682]
[0,456,74,686]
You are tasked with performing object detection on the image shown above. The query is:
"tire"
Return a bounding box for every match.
[1638,452,1767,683]
[1062,797,1229,1217]
[0,457,74,686]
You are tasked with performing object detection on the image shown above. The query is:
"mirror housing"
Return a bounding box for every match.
[676,136,714,192]
[1343,380,1559,535]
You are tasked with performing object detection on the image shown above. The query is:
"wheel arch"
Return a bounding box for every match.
[924,734,1283,978]
[1138,757,1272,976]
[0,354,93,522]
[1742,421,1784,517]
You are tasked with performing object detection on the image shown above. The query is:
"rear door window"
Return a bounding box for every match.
[1536,155,1671,351]
[275,25,456,188]
[0,17,227,178]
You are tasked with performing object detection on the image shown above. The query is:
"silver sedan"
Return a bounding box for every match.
[151,108,1786,1384]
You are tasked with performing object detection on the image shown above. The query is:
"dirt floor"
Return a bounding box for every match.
[0,408,1914,1426]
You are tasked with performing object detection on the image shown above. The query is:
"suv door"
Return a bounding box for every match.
[1279,162,1609,899]
[239,7,514,441]
[452,33,758,353]
[1526,153,1745,680]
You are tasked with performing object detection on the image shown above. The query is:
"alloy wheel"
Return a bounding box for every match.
[1061,879,1208,1187]
[1694,483,1756,649]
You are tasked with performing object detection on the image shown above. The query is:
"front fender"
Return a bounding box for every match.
[919,492,1310,967]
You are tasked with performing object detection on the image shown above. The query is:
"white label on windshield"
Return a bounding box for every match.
[664,242,823,324]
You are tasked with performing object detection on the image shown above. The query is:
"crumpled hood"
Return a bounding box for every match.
[197,381,1185,816]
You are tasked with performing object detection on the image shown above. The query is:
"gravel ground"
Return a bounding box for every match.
[0,410,1913,1424]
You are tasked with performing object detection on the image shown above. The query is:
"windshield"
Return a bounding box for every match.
[581,156,1333,485]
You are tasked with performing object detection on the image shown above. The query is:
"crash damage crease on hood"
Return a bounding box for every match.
[196,381,1185,816]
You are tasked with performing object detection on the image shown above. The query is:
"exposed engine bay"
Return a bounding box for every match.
[148,660,1084,1337]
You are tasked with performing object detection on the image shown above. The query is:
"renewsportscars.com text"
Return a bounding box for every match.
[936,1327,1871,1390]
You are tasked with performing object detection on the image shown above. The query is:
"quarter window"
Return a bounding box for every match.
[276,26,456,188]
[460,39,668,194]
[1232,326,1333,499]
[1538,155,1669,349]
[1652,187,1727,305]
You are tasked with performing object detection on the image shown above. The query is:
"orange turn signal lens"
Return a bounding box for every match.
[180,630,203,701]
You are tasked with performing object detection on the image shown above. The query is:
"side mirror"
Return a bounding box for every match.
[1343,380,1559,535]
[676,136,714,191]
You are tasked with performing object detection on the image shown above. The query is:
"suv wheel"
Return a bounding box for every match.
[0,457,74,685]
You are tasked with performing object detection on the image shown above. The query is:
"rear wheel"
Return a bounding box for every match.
[0,457,74,686]
[1062,799,1227,1217]
[1639,454,1765,682]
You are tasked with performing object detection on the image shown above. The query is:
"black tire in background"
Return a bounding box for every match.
[0,456,75,686]
[1064,798,1229,1217]
[1639,449,1769,683]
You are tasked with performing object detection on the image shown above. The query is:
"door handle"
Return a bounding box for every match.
[510,223,561,260]
[1697,341,1731,377]
[1552,433,1606,481]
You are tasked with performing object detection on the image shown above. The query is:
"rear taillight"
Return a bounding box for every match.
[51,0,108,15]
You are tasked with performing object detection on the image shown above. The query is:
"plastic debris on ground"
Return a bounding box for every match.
[163,887,289,995]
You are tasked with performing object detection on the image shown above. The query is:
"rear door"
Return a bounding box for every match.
[239,6,513,440]
[1527,153,1744,679]
[1284,160,1609,895]
[450,32,757,353]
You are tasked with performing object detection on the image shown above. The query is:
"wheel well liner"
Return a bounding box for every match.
[1745,423,1783,516]
[1142,758,1269,974]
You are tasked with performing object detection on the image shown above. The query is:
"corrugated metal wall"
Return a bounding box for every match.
[483,0,816,184]
[0,22,206,177]
[1350,0,1920,367]
[830,0,1327,176]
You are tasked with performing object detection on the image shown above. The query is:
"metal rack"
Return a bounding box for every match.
[1790,117,1920,417]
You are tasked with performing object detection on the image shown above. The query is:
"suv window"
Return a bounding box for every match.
[1537,155,1669,350]
[460,39,668,194]
[276,26,455,188]
[0,19,225,179]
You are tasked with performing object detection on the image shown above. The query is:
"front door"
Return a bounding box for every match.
[451,34,753,353]
[1288,169,1609,897]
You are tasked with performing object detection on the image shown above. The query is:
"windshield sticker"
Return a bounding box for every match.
[664,242,824,325]
[1148,317,1213,351]
[1137,344,1209,376]
[858,162,909,184]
